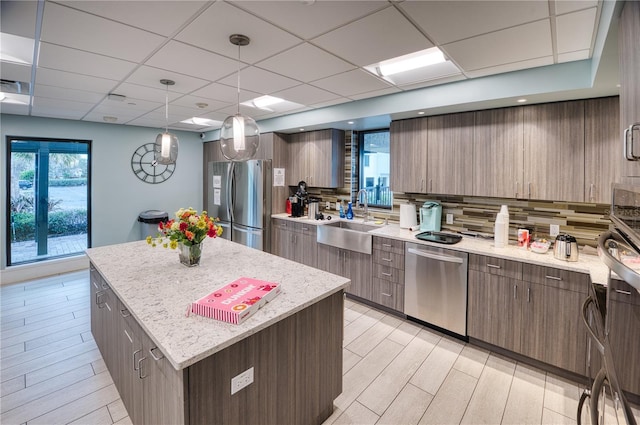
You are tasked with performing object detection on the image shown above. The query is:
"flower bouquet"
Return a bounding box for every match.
[147,207,223,266]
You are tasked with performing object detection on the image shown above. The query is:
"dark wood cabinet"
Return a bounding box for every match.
[286,129,345,188]
[370,236,405,312]
[619,0,640,178]
[316,243,372,299]
[270,218,317,268]
[390,118,428,193]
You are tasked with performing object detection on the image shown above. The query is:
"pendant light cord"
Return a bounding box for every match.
[236,43,241,115]
[164,84,169,133]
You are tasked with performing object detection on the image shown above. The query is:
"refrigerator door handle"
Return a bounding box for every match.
[228,162,234,222]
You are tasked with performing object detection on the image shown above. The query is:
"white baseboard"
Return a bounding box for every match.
[0,255,90,285]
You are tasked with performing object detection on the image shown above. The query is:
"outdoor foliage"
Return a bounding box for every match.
[10,194,64,213]
[20,169,35,181]
[49,178,87,187]
[11,209,87,242]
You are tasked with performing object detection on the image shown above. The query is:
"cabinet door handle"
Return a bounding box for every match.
[382,243,392,248]
[381,292,392,297]
[623,124,640,161]
[137,356,147,379]
[124,328,133,344]
[528,182,532,198]
[429,179,433,192]
[133,349,142,371]
[421,179,424,192]
[614,289,631,296]
[302,227,309,231]
[515,181,519,198]
[150,346,164,360]
[513,285,517,300]
[382,257,392,262]
[487,264,501,269]
[120,308,130,318]
[589,183,594,202]
[545,275,563,281]
[527,287,531,303]
[96,291,106,308]
[92,280,99,289]
[382,272,392,277]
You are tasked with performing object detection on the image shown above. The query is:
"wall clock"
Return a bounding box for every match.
[131,142,176,184]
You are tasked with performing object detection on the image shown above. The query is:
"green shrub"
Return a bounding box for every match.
[49,178,86,187]
[20,170,34,181]
[11,209,87,242]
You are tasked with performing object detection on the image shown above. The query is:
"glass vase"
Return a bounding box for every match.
[178,242,203,267]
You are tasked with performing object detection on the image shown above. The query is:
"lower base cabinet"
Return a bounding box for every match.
[316,244,372,299]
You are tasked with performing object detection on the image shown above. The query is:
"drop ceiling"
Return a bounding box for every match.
[0,0,620,134]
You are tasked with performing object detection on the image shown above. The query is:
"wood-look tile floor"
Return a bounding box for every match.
[2,271,639,425]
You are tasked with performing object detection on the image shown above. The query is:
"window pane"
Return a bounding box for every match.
[359,130,392,208]
[9,139,90,265]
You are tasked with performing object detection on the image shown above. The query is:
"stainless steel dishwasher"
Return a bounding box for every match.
[404,242,468,337]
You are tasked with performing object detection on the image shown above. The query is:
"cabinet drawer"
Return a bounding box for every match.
[373,237,404,255]
[469,254,522,279]
[609,278,640,306]
[373,249,404,270]
[522,264,589,294]
[272,219,290,230]
[371,278,404,312]
[292,222,317,236]
[373,263,405,285]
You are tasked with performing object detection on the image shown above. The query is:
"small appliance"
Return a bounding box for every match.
[399,203,417,229]
[307,200,319,220]
[419,201,442,232]
[290,181,307,218]
[553,234,579,262]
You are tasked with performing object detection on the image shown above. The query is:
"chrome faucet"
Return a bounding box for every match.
[356,189,369,222]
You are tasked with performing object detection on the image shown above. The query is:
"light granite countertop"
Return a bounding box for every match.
[85,237,350,371]
[272,213,612,286]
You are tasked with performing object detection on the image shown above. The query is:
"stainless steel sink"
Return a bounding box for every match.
[316,220,376,254]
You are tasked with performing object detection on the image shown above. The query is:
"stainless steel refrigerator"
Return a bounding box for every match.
[207,160,272,251]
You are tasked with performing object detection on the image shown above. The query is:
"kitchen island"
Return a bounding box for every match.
[85,237,349,425]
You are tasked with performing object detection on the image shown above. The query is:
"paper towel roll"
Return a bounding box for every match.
[400,204,417,229]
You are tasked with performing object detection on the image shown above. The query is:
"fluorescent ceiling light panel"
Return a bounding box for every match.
[372,47,446,77]
[180,117,221,126]
[0,33,35,65]
[0,92,30,105]
[243,95,285,110]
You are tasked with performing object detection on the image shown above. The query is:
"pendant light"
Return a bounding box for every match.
[155,79,179,165]
[220,34,260,161]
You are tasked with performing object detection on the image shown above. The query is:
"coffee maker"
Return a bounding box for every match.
[290,181,307,217]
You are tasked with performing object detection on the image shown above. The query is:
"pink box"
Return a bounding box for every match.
[191,277,281,324]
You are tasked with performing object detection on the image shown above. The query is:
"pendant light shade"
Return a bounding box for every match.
[155,79,179,165]
[220,34,260,161]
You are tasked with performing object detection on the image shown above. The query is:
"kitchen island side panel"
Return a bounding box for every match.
[187,291,344,425]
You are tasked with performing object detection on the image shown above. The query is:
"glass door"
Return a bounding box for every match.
[7,137,91,265]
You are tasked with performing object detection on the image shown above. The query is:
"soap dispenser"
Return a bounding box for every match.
[339,201,345,218]
[346,202,354,220]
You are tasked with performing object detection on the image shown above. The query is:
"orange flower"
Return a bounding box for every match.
[185,230,194,241]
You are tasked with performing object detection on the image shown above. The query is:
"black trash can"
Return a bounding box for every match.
[138,210,168,239]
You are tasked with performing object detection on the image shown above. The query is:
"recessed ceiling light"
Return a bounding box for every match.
[370,47,446,77]
[417,111,425,115]
[616,84,621,88]
[517,98,527,103]
[348,121,354,125]
[196,102,208,109]
[181,117,220,126]
[299,128,305,132]
[246,95,284,110]
[103,116,117,123]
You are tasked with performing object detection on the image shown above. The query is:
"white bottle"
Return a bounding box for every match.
[500,205,510,246]
[494,214,506,248]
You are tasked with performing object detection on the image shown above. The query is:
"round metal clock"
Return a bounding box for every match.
[131,142,176,184]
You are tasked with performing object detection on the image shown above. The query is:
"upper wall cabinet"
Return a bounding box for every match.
[286,129,345,188]
[619,1,640,178]
[473,107,524,198]
[427,112,475,195]
[585,97,620,203]
[523,101,585,202]
[390,118,428,193]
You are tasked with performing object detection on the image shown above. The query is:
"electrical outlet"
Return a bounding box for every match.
[446,213,454,224]
[325,201,331,210]
[550,224,560,237]
[336,202,340,211]
[231,367,254,395]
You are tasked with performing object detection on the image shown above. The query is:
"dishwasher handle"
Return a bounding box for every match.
[407,248,464,264]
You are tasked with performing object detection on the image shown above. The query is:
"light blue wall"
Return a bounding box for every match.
[1,114,203,269]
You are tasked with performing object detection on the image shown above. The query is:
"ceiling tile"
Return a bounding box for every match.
[38,43,137,81]
[311,69,392,97]
[271,84,342,106]
[1,0,38,38]
[230,1,389,39]
[0,62,32,82]
[307,97,352,109]
[349,86,401,100]
[171,95,231,113]
[256,43,356,83]
[398,74,467,91]
[175,1,302,64]
[556,8,597,54]
[56,1,208,36]
[191,82,262,104]
[313,7,433,67]
[558,50,590,63]
[555,0,598,15]
[399,1,550,45]
[381,61,463,87]
[40,2,165,62]
[110,82,181,104]
[0,103,29,115]
[145,41,239,83]
[124,65,211,94]
[34,84,105,103]
[217,67,300,96]
[35,68,119,93]
[32,96,94,115]
[442,20,553,71]
[464,56,554,78]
